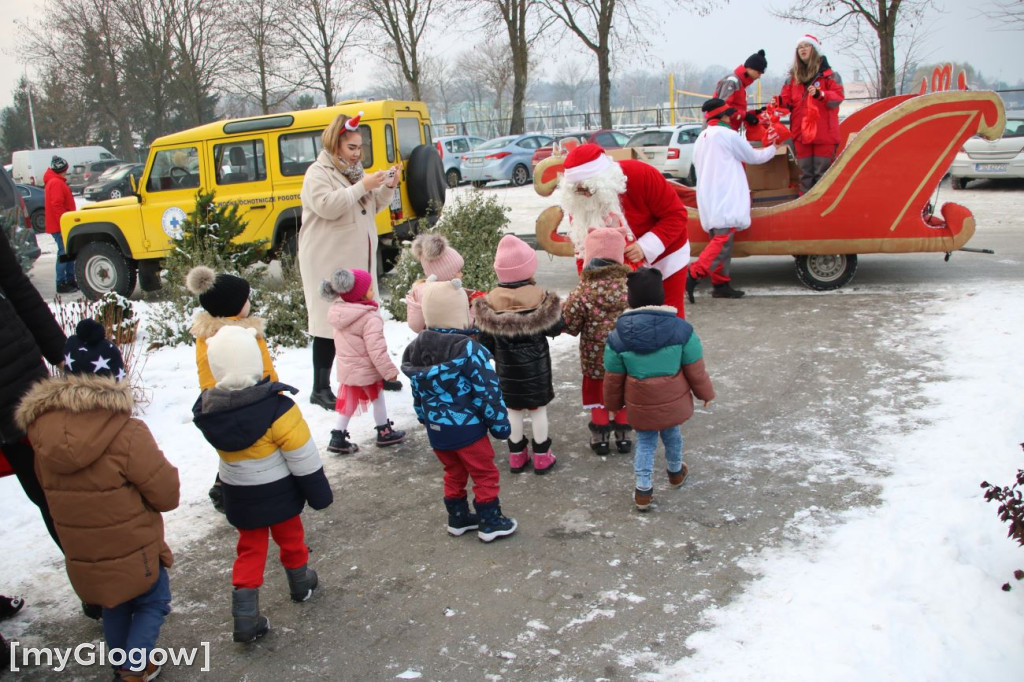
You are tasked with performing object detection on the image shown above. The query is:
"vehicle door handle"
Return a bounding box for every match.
[249,204,266,210]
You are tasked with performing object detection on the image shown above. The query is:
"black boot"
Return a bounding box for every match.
[209,479,225,513]
[232,588,270,643]
[285,565,319,602]
[613,423,633,454]
[443,497,480,536]
[474,498,517,543]
[327,429,359,455]
[0,595,24,621]
[375,420,407,447]
[588,422,612,456]
[309,368,337,411]
[712,282,745,298]
[685,268,700,304]
[81,601,102,620]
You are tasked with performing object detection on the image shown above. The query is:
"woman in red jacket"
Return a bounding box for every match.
[778,34,844,193]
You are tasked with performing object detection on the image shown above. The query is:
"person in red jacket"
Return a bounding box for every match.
[43,156,78,293]
[557,143,691,318]
[777,34,845,193]
[714,49,768,134]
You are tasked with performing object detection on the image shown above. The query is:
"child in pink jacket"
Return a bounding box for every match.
[321,268,407,453]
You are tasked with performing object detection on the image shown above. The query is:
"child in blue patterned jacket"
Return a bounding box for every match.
[401,279,517,543]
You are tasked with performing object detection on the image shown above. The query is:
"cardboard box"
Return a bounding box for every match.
[751,187,800,207]
[607,147,641,162]
[745,144,800,191]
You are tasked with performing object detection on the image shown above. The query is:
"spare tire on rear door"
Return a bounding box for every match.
[406,144,447,216]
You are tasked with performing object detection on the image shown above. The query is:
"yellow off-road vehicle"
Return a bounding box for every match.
[61,100,446,299]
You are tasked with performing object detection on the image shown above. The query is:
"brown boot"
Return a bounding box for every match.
[668,463,690,488]
[634,487,653,511]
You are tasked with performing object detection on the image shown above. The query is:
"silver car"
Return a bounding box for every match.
[435,135,487,188]
[949,110,1024,189]
[625,124,703,185]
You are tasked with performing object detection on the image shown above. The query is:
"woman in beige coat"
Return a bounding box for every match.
[299,112,400,409]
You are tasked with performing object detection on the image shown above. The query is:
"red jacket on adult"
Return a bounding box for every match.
[778,57,844,146]
[43,168,76,235]
[714,66,757,132]
[619,159,690,281]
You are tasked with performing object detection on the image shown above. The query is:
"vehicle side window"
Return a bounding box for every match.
[613,132,630,146]
[397,118,422,160]
[678,130,698,144]
[214,139,266,185]
[147,147,200,192]
[385,124,396,163]
[423,123,432,145]
[1005,120,1024,138]
[595,132,616,147]
[279,130,323,176]
[452,138,470,154]
[518,137,540,150]
[359,125,373,167]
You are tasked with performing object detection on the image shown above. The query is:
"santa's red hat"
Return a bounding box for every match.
[563,143,613,184]
[797,34,822,51]
[344,111,364,132]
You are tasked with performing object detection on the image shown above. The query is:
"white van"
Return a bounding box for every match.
[10,146,117,185]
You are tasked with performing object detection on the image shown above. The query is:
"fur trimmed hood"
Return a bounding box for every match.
[15,374,134,473]
[581,263,632,282]
[190,311,266,340]
[473,287,562,337]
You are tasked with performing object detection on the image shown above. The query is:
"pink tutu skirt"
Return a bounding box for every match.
[335,381,383,417]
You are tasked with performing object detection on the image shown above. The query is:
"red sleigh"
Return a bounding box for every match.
[535,86,1005,290]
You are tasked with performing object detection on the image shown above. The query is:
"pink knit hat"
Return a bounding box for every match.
[411,233,464,280]
[320,268,373,303]
[584,227,626,264]
[493,234,537,283]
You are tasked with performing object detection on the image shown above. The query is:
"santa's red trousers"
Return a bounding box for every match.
[433,435,500,504]
[689,228,737,285]
[233,515,308,589]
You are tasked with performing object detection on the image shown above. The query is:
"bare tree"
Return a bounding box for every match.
[119,0,177,143]
[221,0,306,115]
[284,0,363,106]
[165,0,229,127]
[539,0,711,129]
[360,0,443,101]
[989,0,1024,28]
[772,0,936,98]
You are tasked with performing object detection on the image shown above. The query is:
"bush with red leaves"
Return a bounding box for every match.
[981,442,1024,591]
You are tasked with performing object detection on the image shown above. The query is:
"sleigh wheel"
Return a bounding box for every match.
[795,254,858,291]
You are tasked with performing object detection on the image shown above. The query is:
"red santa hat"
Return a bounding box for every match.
[344,111,364,132]
[563,143,613,184]
[797,34,822,52]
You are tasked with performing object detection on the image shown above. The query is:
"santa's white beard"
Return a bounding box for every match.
[556,165,631,250]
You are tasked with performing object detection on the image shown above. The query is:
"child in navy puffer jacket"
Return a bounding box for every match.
[402,279,517,543]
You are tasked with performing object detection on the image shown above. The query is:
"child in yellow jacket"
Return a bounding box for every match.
[187,266,279,512]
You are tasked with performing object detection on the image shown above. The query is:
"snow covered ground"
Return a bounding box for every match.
[3,183,1023,679]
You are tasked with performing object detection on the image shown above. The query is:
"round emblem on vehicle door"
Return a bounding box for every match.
[161,207,187,240]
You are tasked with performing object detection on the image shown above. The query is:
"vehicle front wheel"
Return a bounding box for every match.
[511,164,531,186]
[109,188,123,199]
[794,254,858,291]
[30,209,45,233]
[445,168,461,189]
[75,241,138,300]
[950,176,969,190]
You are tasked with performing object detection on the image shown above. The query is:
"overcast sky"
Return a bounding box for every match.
[0,0,1019,119]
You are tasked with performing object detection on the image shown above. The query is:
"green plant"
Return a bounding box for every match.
[981,443,1024,591]
[144,190,309,348]
[385,192,509,321]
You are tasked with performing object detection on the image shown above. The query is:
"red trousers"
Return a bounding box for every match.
[233,515,308,589]
[434,435,500,504]
[662,270,687,318]
[690,228,736,285]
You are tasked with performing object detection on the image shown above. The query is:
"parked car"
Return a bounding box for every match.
[67,159,122,194]
[461,133,553,187]
[949,109,1024,189]
[1,169,41,273]
[435,135,487,188]
[625,124,703,185]
[16,182,46,233]
[531,130,630,167]
[82,163,145,201]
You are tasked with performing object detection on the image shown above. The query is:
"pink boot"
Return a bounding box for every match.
[508,438,530,473]
[531,439,556,475]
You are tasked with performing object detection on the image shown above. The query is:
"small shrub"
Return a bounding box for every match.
[981,442,1024,591]
[385,192,509,321]
[255,256,309,349]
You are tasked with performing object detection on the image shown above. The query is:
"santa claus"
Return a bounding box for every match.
[555,143,691,318]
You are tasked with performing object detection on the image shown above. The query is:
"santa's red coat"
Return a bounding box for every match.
[619,159,690,281]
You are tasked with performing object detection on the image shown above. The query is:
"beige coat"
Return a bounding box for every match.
[299,150,394,338]
[14,374,180,608]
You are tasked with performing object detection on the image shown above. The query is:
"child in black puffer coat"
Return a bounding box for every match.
[473,234,562,475]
